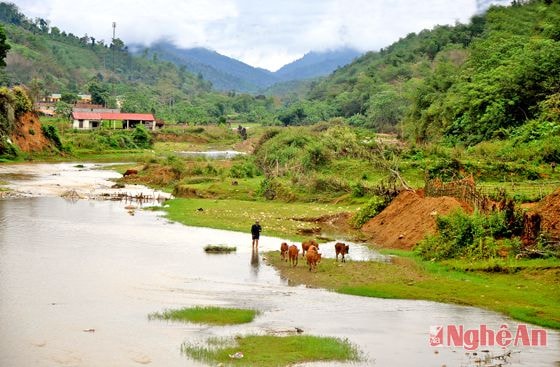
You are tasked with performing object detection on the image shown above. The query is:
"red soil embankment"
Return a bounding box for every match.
[362,190,472,249]
[10,112,52,152]
[526,188,560,238]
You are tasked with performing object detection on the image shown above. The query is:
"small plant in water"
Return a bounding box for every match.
[149,306,258,325]
[182,335,360,367]
[204,244,237,253]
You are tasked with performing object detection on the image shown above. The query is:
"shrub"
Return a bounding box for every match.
[351,196,388,228]
[11,86,33,117]
[41,124,63,150]
[415,209,524,261]
[230,160,259,178]
[257,178,295,201]
[132,125,153,148]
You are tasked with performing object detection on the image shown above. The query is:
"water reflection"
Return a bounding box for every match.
[251,247,260,276]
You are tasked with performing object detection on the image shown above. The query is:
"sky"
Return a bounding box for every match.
[14,0,509,71]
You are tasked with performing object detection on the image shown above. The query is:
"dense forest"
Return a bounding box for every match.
[0,2,279,125]
[280,0,560,146]
[1,0,559,153]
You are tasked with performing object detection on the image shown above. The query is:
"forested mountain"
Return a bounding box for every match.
[0,2,279,124]
[1,0,559,152]
[274,48,361,82]
[139,41,361,93]
[137,42,277,92]
[275,0,560,147]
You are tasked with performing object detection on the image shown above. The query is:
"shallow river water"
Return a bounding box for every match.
[0,163,558,366]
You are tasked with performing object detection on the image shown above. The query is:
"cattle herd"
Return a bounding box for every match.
[280,240,349,271]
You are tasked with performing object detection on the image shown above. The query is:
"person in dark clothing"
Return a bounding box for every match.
[251,220,262,248]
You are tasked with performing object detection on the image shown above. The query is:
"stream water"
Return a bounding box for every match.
[0,163,558,366]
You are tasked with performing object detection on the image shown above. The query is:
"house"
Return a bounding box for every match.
[71,112,157,130]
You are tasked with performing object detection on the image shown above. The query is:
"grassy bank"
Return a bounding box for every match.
[149,306,258,326]
[162,197,360,241]
[182,335,360,367]
[265,250,560,329]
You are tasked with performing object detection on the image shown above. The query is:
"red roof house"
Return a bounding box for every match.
[71,112,156,130]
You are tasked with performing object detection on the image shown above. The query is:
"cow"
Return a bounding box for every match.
[301,239,319,258]
[288,245,299,267]
[334,242,350,262]
[306,245,322,272]
[280,242,289,261]
[123,169,138,177]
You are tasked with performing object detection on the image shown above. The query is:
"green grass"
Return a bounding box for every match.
[162,198,359,241]
[148,306,258,326]
[266,250,560,329]
[182,335,360,367]
[204,245,237,253]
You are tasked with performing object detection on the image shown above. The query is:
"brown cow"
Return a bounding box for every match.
[301,239,319,258]
[280,242,289,261]
[123,169,138,177]
[334,242,350,262]
[306,245,321,271]
[288,245,299,267]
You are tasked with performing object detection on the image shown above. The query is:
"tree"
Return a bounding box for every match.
[54,101,72,119]
[0,24,11,67]
[61,92,79,104]
[88,82,110,106]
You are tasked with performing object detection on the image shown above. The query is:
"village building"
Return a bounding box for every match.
[71,112,157,130]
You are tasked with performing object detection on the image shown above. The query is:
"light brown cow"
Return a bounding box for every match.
[306,245,321,271]
[280,242,289,261]
[288,245,299,267]
[301,239,319,258]
[334,242,350,262]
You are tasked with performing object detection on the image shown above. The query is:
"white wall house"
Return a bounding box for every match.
[72,112,156,130]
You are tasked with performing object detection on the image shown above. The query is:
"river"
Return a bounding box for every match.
[0,163,558,366]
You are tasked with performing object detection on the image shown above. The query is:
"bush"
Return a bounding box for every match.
[257,178,295,201]
[230,159,259,178]
[132,125,153,148]
[41,124,63,150]
[11,86,33,117]
[415,209,523,261]
[351,196,388,228]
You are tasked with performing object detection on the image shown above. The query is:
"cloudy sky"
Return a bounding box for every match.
[14,0,508,71]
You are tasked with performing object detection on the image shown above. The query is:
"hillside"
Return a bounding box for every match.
[138,41,362,93]
[271,0,560,148]
[274,48,361,82]
[138,42,277,92]
[0,3,281,125]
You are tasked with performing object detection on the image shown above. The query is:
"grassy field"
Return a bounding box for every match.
[162,197,360,241]
[182,335,360,367]
[266,250,560,329]
[149,306,258,326]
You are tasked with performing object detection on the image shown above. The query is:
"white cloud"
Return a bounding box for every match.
[15,0,484,71]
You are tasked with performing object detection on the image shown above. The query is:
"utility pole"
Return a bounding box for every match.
[111,21,116,110]
[112,21,116,74]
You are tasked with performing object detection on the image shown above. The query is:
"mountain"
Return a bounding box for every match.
[137,42,277,93]
[274,48,361,82]
[136,41,362,93]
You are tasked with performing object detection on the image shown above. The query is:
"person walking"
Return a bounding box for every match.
[251,220,262,249]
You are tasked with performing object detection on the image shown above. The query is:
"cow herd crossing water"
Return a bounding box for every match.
[280,240,349,271]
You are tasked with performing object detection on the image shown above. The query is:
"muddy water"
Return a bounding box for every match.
[0,164,559,367]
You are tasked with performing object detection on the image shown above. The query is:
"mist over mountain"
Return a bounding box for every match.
[274,49,361,81]
[135,41,362,93]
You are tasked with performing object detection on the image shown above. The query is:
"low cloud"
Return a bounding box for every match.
[16,0,504,71]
